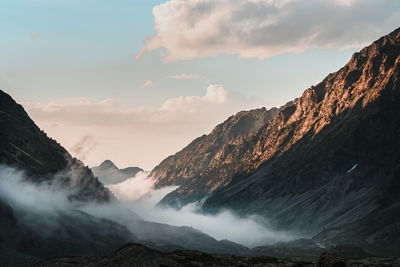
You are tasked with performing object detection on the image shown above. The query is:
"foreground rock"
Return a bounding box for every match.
[36,243,314,267]
[37,243,400,267]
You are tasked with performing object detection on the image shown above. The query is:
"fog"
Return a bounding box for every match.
[108,173,297,248]
[0,165,297,249]
[0,166,72,212]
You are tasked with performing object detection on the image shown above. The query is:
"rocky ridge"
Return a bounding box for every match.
[150,27,400,256]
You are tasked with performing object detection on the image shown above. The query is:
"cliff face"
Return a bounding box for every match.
[151,28,400,255]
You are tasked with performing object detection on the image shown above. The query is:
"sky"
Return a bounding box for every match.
[1,0,399,170]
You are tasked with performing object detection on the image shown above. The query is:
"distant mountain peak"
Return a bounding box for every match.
[98,160,118,170]
[92,160,143,185]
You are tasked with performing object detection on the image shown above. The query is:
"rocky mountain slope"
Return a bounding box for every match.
[92,160,143,185]
[150,27,400,256]
[150,107,278,207]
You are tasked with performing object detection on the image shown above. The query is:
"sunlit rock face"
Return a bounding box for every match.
[150,107,279,207]
[152,28,400,256]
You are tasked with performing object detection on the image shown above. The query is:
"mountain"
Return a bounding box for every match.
[92,160,143,185]
[0,90,254,266]
[150,107,278,207]
[150,28,400,256]
[0,90,113,202]
[0,89,137,265]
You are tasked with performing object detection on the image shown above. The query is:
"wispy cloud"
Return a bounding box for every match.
[70,135,98,160]
[22,85,262,169]
[137,0,400,61]
[141,80,153,88]
[169,74,200,80]
[29,32,39,38]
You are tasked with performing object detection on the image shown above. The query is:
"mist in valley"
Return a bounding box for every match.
[0,165,297,251]
[106,171,297,247]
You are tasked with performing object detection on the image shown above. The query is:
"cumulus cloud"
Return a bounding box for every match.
[22,85,262,169]
[141,80,153,88]
[137,0,400,61]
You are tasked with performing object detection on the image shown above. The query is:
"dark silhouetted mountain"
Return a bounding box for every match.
[0,90,113,203]
[0,90,252,266]
[150,28,400,256]
[92,160,143,185]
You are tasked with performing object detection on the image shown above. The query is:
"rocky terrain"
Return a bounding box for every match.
[92,160,143,185]
[150,27,400,256]
[36,242,400,267]
[150,107,278,207]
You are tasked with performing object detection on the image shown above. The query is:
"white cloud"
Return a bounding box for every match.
[141,80,153,88]
[169,74,201,79]
[22,85,262,169]
[137,0,400,61]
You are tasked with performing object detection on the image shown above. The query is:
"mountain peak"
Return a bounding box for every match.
[149,28,400,256]
[99,160,118,170]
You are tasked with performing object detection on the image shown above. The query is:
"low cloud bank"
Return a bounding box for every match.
[0,164,298,249]
[108,173,297,247]
[0,166,72,213]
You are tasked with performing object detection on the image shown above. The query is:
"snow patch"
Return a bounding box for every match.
[347,163,358,173]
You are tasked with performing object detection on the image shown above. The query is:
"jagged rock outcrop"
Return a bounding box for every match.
[151,27,400,256]
[92,160,143,185]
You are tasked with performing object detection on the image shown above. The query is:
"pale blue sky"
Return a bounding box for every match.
[1,0,398,169]
[1,0,358,107]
